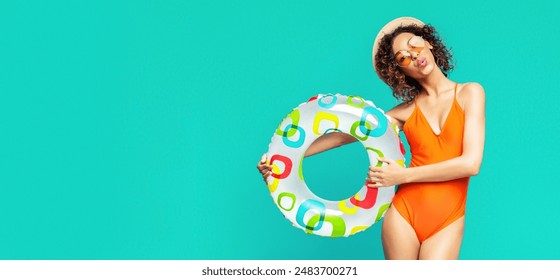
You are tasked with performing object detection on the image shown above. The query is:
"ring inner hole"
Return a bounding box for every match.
[302,133,369,201]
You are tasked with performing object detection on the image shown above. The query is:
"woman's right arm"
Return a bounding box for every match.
[257,132,357,180]
[304,132,357,157]
[258,105,403,180]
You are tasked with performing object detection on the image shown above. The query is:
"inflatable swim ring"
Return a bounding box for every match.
[265,94,405,237]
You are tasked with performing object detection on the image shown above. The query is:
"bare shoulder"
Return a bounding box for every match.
[386,101,415,129]
[457,82,485,111]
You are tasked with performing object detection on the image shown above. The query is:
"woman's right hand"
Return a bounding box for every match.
[256,153,272,182]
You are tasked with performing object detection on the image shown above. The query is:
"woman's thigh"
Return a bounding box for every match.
[381,206,420,260]
[418,217,465,260]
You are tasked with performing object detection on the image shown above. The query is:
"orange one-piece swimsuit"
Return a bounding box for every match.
[392,83,470,243]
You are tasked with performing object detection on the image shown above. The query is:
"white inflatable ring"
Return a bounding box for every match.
[265,94,405,237]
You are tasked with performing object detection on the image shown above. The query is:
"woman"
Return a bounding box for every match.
[256,17,485,260]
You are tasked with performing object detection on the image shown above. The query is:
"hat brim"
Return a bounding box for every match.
[372,17,425,77]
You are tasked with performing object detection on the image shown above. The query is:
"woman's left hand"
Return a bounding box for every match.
[366,157,407,188]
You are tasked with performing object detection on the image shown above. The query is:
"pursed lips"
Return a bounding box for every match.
[417,57,427,67]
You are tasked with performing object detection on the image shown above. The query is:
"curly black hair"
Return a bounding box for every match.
[375,24,454,103]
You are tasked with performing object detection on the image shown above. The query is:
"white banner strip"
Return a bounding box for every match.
[0,260,556,280]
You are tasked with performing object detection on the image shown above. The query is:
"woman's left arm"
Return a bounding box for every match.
[368,83,486,187]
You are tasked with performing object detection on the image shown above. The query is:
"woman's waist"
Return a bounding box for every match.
[397,177,470,195]
[408,154,460,166]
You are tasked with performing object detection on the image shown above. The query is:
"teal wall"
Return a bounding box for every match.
[1,0,558,259]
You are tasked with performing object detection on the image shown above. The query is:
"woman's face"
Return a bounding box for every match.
[391,32,435,79]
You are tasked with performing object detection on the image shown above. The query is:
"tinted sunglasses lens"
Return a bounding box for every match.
[409,36,424,52]
[396,51,412,66]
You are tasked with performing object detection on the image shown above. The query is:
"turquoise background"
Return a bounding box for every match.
[1,0,559,259]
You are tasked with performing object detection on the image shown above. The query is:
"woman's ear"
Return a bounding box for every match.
[426,41,433,50]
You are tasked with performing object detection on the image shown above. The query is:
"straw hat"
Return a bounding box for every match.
[372,17,425,77]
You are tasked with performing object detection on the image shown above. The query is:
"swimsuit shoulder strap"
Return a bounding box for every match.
[454,83,458,99]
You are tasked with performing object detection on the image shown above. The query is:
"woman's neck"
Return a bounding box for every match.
[416,68,455,97]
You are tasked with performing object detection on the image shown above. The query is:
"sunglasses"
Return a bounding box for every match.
[394,36,426,67]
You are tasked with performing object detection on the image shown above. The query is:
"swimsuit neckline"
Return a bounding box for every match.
[406,83,462,137]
